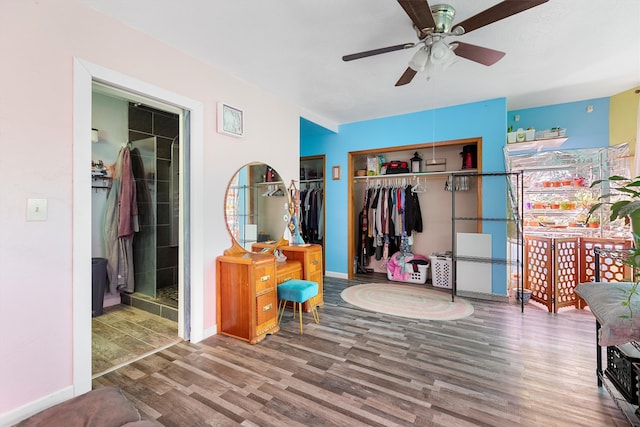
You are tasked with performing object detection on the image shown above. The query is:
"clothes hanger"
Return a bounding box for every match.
[412,176,426,193]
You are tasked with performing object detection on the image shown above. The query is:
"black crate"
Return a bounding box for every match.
[606,344,640,404]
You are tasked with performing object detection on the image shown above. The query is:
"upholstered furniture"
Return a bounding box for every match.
[277,279,320,334]
[576,282,640,347]
[14,386,162,427]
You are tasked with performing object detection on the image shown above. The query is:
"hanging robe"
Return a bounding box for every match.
[103,145,139,294]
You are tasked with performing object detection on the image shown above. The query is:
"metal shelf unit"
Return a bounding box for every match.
[450,171,525,311]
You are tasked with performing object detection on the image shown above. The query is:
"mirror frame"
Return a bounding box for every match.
[223,162,288,256]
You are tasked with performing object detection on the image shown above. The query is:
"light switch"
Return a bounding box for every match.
[27,198,47,221]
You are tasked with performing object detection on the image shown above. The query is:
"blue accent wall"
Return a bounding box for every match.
[508,98,610,151]
[302,96,612,296]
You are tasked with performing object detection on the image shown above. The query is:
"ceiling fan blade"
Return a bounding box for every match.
[342,43,414,62]
[397,0,436,37]
[395,67,418,86]
[452,41,505,66]
[452,0,549,35]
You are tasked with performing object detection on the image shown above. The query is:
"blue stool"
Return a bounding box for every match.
[277,279,320,334]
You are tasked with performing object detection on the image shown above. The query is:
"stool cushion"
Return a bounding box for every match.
[278,279,318,303]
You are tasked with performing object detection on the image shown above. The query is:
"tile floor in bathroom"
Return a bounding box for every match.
[92,304,180,377]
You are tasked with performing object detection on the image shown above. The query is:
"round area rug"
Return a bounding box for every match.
[340,283,474,321]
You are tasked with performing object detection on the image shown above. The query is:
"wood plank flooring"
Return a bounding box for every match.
[93,276,631,426]
[92,304,180,376]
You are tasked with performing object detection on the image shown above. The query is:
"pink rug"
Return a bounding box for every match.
[340,283,474,321]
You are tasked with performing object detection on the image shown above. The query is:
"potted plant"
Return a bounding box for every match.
[588,176,640,322]
[588,175,640,247]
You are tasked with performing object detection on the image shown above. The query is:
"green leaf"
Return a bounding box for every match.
[617,200,640,218]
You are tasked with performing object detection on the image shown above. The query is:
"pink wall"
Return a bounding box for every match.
[0,0,301,416]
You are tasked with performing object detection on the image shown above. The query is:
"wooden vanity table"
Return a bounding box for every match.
[217,242,324,344]
[218,163,324,344]
[252,242,324,312]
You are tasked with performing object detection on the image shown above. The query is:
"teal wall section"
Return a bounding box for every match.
[302,95,612,296]
[302,98,510,295]
[508,98,610,151]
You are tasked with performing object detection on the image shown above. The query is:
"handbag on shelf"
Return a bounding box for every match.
[383,160,409,174]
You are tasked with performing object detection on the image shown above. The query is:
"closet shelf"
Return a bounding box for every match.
[503,137,568,153]
[353,169,478,181]
[454,216,520,222]
[92,175,111,190]
[455,255,520,266]
[255,180,284,186]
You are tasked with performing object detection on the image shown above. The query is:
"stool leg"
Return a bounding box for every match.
[277,299,286,324]
[299,302,303,334]
[311,305,320,324]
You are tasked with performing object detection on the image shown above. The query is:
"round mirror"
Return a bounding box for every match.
[224,162,288,252]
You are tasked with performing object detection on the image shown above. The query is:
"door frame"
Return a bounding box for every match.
[300,154,326,274]
[73,58,205,395]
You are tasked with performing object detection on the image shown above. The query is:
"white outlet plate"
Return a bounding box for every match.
[27,198,47,221]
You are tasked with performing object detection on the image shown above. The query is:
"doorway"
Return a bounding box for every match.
[91,86,184,375]
[73,58,206,395]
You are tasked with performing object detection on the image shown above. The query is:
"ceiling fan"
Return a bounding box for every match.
[342,0,549,86]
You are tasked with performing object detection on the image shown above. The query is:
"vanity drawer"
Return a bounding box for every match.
[256,290,277,333]
[275,260,303,284]
[306,249,322,275]
[255,264,275,293]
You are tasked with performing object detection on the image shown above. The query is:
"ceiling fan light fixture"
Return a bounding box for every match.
[429,39,454,65]
[408,46,430,72]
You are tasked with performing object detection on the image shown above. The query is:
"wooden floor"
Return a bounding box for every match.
[92,304,180,376]
[93,276,631,426]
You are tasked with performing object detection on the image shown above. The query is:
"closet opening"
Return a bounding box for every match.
[300,155,326,275]
[347,138,482,283]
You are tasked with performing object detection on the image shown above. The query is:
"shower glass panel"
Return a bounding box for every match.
[132,137,157,298]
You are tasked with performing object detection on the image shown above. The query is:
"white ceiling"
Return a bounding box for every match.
[81,0,640,126]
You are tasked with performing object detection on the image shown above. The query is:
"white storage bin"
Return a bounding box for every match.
[431,256,453,289]
[387,264,429,285]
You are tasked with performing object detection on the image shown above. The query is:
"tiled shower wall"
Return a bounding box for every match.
[128,103,179,296]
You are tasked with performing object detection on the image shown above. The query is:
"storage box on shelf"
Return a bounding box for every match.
[606,343,640,404]
[535,128,566,139]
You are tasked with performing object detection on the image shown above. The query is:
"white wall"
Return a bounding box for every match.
[91,92,128,257]
[0,0,301,420]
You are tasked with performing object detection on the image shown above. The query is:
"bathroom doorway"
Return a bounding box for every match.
[91,83,184,376]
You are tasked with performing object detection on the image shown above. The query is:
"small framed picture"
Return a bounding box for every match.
[217,102,244,137]
[332,165,341,180]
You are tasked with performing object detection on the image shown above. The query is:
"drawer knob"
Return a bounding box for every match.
[312,260,319,266]
[262,303,273,312]
[260,275,271,282]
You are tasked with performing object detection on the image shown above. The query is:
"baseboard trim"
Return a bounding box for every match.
[0,385,74,427]
[325,271,348,279]
[191,324,217,343]
[457,290,508,303]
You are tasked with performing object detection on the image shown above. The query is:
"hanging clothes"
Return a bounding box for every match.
[358,187,370,269]
[405,184,423,236]
[103,145,139,294]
